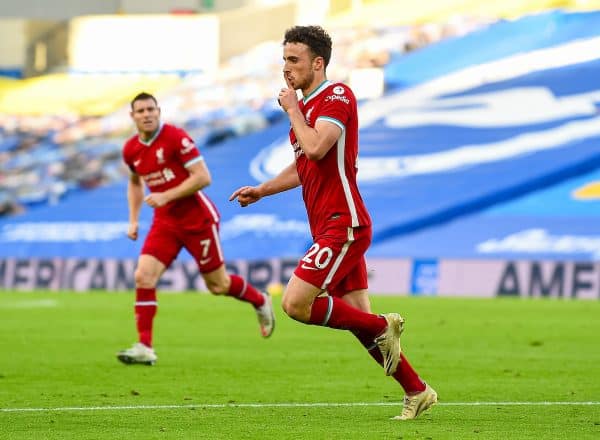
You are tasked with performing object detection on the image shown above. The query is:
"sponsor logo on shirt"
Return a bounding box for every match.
[325,94,350,104]
[143,168,176,187]
[133,160,141,167]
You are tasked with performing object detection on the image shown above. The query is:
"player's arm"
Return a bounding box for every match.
[127,173,144,240]
[257,161,300,197]
[278,78,342,161]
[145,159,210,208]
[229,161,300,207]
[287,110,342,161]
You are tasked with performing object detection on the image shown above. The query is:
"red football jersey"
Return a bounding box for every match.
[289,80,372,236]
[122,123,219,231]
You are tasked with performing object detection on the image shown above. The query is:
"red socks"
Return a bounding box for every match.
[227,274,265,308]
[309,296,387,337]
[354,330,425,394]
[395,353,427,394]
[134,276,264,348]
[135,288,157,347]
[308,297,424,393]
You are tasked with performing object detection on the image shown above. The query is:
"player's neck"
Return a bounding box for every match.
[139,127,159,143]
[302,75,328,98]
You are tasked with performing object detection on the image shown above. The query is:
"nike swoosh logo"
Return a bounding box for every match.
[300,264,319,271]
[134,160,141,166]
[199,257,212,265]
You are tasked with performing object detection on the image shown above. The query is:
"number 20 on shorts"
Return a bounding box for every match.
[302,243,334,269]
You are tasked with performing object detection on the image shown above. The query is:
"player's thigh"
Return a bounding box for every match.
[294,226,370,295]
[141,224,182,266]
[182,223,224,274]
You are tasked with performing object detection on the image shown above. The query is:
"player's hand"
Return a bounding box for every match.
[127,223,139,241]
[229,186,261,207]
[144,192,169,208]
[278,75,298,113]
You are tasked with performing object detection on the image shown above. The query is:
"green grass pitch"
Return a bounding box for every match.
[0,291,599,439]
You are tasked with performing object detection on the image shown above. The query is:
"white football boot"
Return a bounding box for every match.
[116,342,157,366]
[374,313,405,375]
[255,292,275,338]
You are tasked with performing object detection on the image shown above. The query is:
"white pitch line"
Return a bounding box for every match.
[1,401,599,413]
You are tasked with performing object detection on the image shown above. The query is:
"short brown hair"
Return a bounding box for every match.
[130,92,157,109]
[283,25,332,68]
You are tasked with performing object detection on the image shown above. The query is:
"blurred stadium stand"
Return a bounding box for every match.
[1,0,599,297]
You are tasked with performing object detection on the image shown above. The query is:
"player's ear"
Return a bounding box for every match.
[313,56,324,72]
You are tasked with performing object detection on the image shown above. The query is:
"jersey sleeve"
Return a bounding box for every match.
[173,127,203,167]
[316,84,355,131]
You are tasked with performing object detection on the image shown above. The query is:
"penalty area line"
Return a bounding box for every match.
[1,401,600,413]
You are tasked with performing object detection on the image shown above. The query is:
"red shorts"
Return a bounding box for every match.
[294,226,371,297]
[141,221,224,273]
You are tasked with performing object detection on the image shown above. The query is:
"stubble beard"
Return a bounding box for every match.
[300,70,315,93]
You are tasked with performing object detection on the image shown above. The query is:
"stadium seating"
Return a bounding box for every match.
[1,10,599,265]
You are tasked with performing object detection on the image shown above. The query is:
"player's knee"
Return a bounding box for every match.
[134,268,157,288]
[205,279,228,295]
[281,295,309,322]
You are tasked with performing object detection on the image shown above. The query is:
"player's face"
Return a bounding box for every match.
[283,42,322,93]
[130,98,160,137]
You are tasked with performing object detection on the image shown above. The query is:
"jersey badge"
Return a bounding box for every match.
[156,147,165,164]
[333,85,345,95]
[180,137,195,154]
[305,107,314,124]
